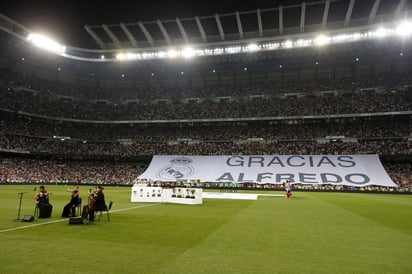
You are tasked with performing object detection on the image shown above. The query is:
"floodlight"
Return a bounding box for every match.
[283,40,293,48]
[245,43,259,52]
[116,52,140,61]
[375,28,390,38]
[27,33,65,55]
[225,46,241,54]
[351,32,361,40]
[297,39,312,47]
[116,53,126,60]
[395,21,412,36]
[213,48,224,54]
[167,49,178,58]
[195,49,205,56]
[157,51,166,58]
[315,35,331,46]
[181,47,195,58]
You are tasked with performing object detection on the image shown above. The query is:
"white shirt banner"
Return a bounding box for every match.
[138,155,397,187]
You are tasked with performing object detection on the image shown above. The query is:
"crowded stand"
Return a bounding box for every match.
[0,157,144,185]
[1,134,412,157]
[1,112,411,141]
[1,71,411,121]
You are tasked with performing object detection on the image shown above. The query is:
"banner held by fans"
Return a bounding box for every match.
[138,155,397,187]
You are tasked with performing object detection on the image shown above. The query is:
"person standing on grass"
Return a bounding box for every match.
[285,180,292,199]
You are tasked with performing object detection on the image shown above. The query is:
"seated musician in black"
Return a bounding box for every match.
[61,186,80,217]
[35,185,53,218]
[88,186,106,222]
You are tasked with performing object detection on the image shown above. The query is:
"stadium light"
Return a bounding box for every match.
[314,35,331,46]
[395,21,412,37]
[283,40,293,48]
[375,28,390,38]
[181,47,195,58]
[225,46,242,54]
[116,52,141,61]
[27,33,66,55]
[245,43,259,52]
[167,49,178,58]
[107,20,410,63]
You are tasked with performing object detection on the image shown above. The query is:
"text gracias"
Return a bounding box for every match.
[216,155,370,184]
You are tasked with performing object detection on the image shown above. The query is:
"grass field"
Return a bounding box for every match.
[0,185,411,274]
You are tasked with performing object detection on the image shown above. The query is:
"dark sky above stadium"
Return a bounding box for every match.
[0,0,328,48]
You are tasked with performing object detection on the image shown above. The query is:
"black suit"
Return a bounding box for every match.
[88,191,106,221]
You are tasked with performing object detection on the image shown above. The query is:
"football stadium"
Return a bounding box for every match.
[0,0,412,273]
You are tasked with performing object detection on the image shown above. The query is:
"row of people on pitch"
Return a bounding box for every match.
[219,182,239,192]
[34,185,106,221]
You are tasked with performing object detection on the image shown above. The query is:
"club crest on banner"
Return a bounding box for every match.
[156,157,194,179]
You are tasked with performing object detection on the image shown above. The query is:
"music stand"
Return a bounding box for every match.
[16,192,29,220]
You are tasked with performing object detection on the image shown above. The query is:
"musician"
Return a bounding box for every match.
[82,186,97,219]
[35,185,53,218]
[87,186,106,222]
[61,186,80,217]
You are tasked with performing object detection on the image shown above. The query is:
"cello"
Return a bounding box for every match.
[82,188,97,219]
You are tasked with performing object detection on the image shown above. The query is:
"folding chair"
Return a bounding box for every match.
[75,197,82,216]
[34,204,39,218]
[98,201,113,222]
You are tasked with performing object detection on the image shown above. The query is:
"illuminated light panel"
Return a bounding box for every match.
[396,21,412,37]
[283,40,293,48]
[181,47,195,58]
[375,28,390,38]
[315,35,331,46]
[245,43,259,52]
[225,46,242,53]
[167,49,178,58]
[108,21,411,62]
[295,39,312,47]
[157,51,167,58]
[27,33,66,55]
[213,48,224,54]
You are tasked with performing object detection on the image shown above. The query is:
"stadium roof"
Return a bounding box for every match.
[0,0,411,61]
[0,0,292,48]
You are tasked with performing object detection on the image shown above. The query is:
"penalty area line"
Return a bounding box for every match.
[0,203,159,234]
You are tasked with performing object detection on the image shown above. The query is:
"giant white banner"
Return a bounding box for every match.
[138,155,397,187]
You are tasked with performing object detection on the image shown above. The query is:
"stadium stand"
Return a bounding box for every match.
[0,2,411,191]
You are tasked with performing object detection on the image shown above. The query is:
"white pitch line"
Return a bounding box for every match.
[0,203,159,234]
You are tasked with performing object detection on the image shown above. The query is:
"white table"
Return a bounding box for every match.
[131,186,202,205]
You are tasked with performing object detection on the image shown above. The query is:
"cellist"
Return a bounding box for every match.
[81,186,97,219]
[87,186,106,222]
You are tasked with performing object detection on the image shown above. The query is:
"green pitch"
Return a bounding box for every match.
[0,185,411,274]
